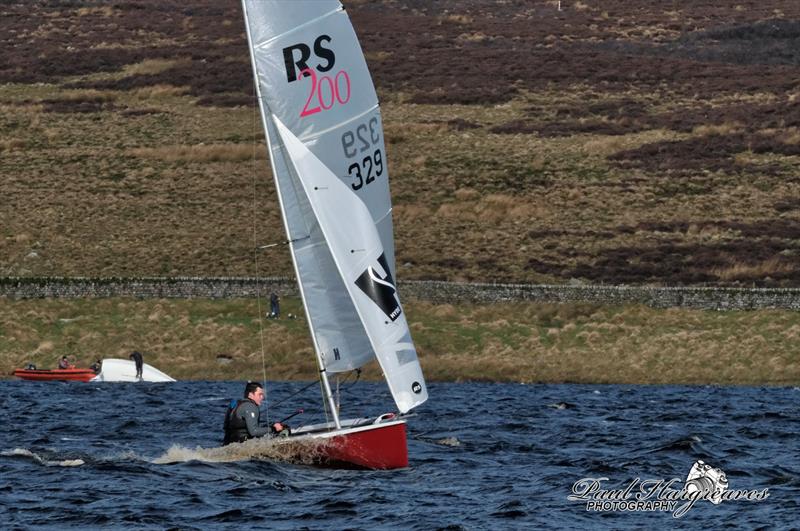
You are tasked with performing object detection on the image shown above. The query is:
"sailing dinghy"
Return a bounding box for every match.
[241,0,427,469]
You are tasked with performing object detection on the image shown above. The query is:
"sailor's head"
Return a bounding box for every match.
[61,356,68,360]
[244,381,265,405]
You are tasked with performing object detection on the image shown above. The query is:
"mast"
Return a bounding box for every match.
[241,0,341,429]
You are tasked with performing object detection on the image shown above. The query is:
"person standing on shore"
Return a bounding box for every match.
[129,351,143,380]
[269,292,280,319]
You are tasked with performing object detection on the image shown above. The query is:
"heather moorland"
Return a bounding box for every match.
[3,0,800,285]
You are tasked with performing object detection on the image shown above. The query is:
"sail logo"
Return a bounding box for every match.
[283,35,351,118]
[355,253,401,322]
[282,35,336,83]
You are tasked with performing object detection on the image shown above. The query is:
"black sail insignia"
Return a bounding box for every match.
[355,253,401,321]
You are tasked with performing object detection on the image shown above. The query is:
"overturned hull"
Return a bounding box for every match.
[90,358,175,383]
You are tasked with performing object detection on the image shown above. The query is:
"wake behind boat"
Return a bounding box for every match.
[240,0,427,469]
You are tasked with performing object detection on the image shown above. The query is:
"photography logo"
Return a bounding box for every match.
[568,460,770,518]
[685,460,727,504]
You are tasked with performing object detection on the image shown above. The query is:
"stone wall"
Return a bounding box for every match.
[402,281,800,310]
[2,277,800,310]
[0,277,295,300]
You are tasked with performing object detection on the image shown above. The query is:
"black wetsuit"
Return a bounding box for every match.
[130,351,143,379]
[223,399,270,445]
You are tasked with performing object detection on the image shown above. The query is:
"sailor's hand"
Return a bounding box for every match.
[272,422,284,432]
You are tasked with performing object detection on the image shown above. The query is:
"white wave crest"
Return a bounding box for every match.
[2,448,84,467]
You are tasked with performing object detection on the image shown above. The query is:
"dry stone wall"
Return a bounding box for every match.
[2,277,800,310]
[0,277,293,300]
[403,281,800,310]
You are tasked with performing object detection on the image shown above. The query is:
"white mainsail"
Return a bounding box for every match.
[242,0,427,413]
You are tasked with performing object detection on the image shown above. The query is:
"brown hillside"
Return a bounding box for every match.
[2,1,800,286]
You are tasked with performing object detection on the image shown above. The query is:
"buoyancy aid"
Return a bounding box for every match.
[223,399,253,445]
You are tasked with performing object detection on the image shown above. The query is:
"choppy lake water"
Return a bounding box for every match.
[1,380,797,529]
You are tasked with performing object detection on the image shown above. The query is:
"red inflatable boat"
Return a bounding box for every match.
[13,368,96,382]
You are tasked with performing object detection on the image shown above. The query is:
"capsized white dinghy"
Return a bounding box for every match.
[91,359,176,383]
[241,0,427,468]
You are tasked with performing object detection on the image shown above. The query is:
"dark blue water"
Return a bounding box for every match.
[1,380,797,529]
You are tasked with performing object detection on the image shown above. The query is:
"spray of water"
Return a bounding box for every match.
[152,436,331,466]
[435,437,461,447]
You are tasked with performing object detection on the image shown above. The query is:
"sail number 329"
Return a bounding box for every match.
[347,150,383,190]
[342,117,383,190]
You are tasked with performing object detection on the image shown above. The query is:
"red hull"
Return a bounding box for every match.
[300,420,408,470]
[13,368,96,382]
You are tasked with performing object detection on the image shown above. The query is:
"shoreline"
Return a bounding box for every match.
[3,376,796,387]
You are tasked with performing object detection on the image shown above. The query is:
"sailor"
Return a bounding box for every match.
[57,356,73,369]
[90,359,102,374]
[129,351,143,380]
[223,381,286,445]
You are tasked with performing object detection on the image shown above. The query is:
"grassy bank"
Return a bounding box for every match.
[1,297,797,385]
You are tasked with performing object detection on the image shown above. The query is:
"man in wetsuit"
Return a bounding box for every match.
[129,351,143,380]
[223,381,286,445]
